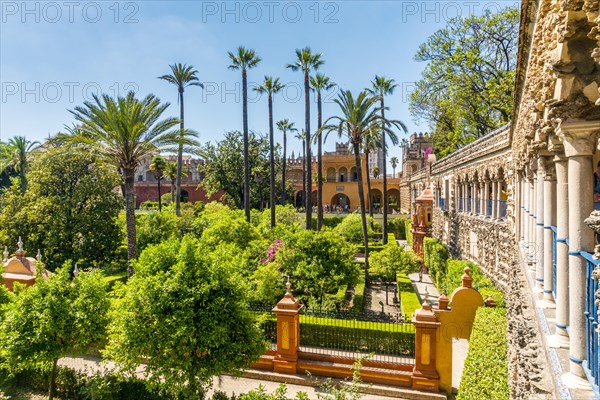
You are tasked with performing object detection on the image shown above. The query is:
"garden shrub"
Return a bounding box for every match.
[335,214,379,244]
[349,274,365,313]
[387,218,407,240]
[457,306,508,400]
[423,237,449,286]
[140,200,159,211]
[442,260,505,307]
[136,210,180,253]
[404,219,413,245]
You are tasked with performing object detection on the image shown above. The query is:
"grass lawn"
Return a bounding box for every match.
[102,271,128,290]
[397,274,421,316]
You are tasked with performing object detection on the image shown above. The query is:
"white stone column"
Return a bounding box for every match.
[471,182,476,214]
[492,180,498,219]
[552,154,569,344]
[536,163,545,285]
[523,177,529,246]
[528,176,536,263]
[542,157,556,303]
[483,180,489,217]
[560,121,597,382]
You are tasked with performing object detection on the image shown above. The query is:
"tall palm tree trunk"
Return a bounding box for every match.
[175,89,184,216]
[365,151,374,218]
[157,178,162,212]
[268,94,276,228]
[317,91,323,230]
[302,140,306,209]
[352,142,369,284]
[381,98,389,245]
[123,168,137,276]
[304,70,312,229]
[282,129,287,205]
[242,69,251,221]
[19,166,27,195]
[171,179,176,203]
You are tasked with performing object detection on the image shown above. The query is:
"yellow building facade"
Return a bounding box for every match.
[287,143,402,213]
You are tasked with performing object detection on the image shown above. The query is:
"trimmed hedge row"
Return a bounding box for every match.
[423,237,449,285]
[387,218,408,241]
[456,306,509,400]
[397,274,421,316]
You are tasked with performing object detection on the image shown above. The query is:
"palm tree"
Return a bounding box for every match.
[67,92,191,276]
[295,130,307,209]
[276,119,297,206]
[321,90,403,283]
[228,46,261,222]
[164,161,178,203]
[310,73,335,230]
[158,63,203,217]
[0,136,40,194]
[255,76,285,228]
[149,155,166,212]
[287,47,324,230]
[362,124,382,218]
[390,156,399,177]
[367,76,406,244]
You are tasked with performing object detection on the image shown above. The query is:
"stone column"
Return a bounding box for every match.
[528,175,536,265]
[560,120,597,383]
[522,178,529,245]
[542,157,556,304]
[491,180,498,219]
[483,180,490,217]
[536,163,545,285]
[551,153,570,345]
[272,280,303,374]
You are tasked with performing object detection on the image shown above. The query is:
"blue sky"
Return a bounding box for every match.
[0,0,518,167]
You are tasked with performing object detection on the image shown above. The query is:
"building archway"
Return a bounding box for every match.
[295,191,304,208]
[331,193,350,211]
[387,188,400,211]
[371,189,383,212]
[327,167,336,182]
[339,167,348,182]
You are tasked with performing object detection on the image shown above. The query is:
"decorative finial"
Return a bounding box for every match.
[2,246,8,262]
[285,276,292,295]
[17,236,23,252]
[462,267,473,288]
[73,264,79,277]
[36,249,42,263]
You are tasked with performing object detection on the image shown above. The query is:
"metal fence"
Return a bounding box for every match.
[298,309,415,365]
[582,251,599,392]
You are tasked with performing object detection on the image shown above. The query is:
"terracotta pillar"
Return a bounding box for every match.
[536,162,545,285]
[412,297,440,392]
[559,120,598,384]
[272,281,303,374]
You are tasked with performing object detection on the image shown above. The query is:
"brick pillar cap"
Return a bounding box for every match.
[437,292,450,310]
[273,278,302,312]
[461,267,473,288]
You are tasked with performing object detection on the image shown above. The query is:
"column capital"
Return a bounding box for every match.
[539,156,556,181]
[557,119,600,157]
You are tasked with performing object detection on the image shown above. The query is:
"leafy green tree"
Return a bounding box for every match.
[164,161,180,203]
[310,73,336,231]
[277,229,358,308]
[255,76,285,228]
[149,155,167,212]
[0,267,110,400]
[410,7,518,156]
[0,136,40,194]
[66,92,191,275]
[158,63,203,216]
[0,148,123,271]
[287,47,324,229]
[135,210,180,253]
[199,131,279,210]
[228,46,262,222]
[367,76,406,244]
[295,129,307,209]
[105,236,265,398]
[335,213,379,244]
[276,120,297,206]
[370,243,419,304]
[362,123,381,218]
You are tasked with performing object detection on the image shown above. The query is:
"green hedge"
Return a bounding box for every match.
[423,237,449,286]
[140,200,159,211]
[6,365,166,400]
[442,260,505,307]
[387,218,408,240]
[350,274,365,313]
[310,216,345,230]
[457,306,508,400]
[404,219,413,245]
